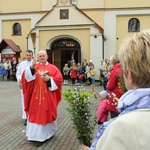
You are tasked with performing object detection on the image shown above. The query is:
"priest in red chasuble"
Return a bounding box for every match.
[22,50,63,147]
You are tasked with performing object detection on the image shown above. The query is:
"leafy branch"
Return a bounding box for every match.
[63,87,96,146]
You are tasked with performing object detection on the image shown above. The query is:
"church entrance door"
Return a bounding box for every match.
[47,38,81,72]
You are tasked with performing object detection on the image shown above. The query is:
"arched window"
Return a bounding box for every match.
[13,23,21,35]
[128,18,140,32]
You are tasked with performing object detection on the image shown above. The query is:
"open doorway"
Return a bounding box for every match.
[47,38,81,73]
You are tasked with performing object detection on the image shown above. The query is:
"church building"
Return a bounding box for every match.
[0,0,149,78]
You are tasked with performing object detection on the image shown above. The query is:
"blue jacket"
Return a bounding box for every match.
[0,66,4,74]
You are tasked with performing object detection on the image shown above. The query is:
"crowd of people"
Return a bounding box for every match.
[62,57,112,86]
[0,54,113,88]
[0,58,22,81]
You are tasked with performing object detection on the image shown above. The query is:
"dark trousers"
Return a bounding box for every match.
[103,81,108,90]
[71,78,76,84]
[7,70,10,79]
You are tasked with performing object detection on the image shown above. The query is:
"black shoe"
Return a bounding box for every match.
[24,119,27,126]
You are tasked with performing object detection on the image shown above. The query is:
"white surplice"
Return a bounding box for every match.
[16,60,32,119]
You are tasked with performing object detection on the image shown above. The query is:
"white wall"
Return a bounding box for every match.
[90,34,102,80]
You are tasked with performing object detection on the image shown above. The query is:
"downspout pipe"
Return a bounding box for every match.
[102,34,106,59]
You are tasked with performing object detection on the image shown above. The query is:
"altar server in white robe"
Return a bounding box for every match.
[16,50,33,125]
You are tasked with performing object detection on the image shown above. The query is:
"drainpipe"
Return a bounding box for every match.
[102,34,106,59]
[26,34,29,50]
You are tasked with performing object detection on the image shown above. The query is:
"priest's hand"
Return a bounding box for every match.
[31,58,36,68]
[43,74,50,82]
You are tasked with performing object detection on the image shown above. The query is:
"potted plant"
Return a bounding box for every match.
[63,86,96,146]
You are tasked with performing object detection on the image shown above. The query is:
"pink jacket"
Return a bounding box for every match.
[70,66,77,78]
[97,100,108,123]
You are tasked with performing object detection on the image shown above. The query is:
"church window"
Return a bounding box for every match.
[128,18,140,32]
[13,23,22,35]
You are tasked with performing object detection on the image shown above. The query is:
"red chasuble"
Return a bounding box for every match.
[22,63,63,125]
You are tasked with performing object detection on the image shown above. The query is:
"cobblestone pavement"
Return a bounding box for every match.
[0,81,103,150]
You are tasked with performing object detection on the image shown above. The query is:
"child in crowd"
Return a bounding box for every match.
[77,63,84,84]
[97,90,109,124]
[103,71,109,90]
[90,66,96,85]
[97,90,120,125]
[3,69,8,81]
[70,63,77,85]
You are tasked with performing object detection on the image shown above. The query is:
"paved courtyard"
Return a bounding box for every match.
[0,81,103,150]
